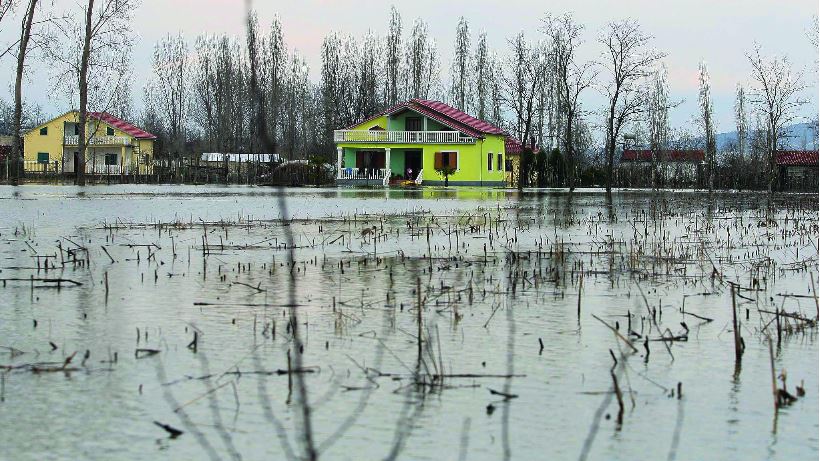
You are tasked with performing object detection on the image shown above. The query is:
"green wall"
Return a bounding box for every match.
[339,133,507,184]
[387,111,449,131]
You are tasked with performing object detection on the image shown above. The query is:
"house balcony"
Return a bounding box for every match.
[333,130,475,144]
[64,135,132,146]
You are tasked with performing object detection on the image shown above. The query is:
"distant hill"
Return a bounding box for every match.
[715,122,819,151]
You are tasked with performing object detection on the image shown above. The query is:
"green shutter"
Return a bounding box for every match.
[37,153,49,164]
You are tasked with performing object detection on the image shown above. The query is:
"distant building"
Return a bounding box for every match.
[23,111,156,175]
[776,150,818,191]
[199,153,281,164]
[619,149,705,187]
[0,136,12,174]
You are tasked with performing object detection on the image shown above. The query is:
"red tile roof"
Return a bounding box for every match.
[89,112,156,139]
[410,99,505,136]
[343,99,506,139]
[504,137,540,155]
[505,137,524,154]
[621,149,705,163]
[775,150,818,166]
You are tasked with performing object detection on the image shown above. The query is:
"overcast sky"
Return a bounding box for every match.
[1,0,818,133]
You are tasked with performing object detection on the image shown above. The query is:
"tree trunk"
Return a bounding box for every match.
[11,0,38,186]
[77,0,95,186]
[605,103,617,194]
[565,110,574,191]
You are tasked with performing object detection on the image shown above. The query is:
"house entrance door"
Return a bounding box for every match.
[404,150,422,179]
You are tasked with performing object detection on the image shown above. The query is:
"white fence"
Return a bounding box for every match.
[334,130,475,144]
[64,135,132,146]
[24,160,153,175]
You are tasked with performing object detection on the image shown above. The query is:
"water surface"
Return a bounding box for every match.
[0,185,817,461]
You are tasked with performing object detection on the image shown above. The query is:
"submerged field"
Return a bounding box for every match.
[0,185,817,461]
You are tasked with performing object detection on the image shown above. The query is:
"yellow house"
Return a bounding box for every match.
[23,110,156,174]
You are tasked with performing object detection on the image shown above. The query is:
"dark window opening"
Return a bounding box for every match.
[487,152,493,171]
[39,127,48,136]
[405,117,422,131]
[104,153,118,166]
[497,153,503,171]
[37,152,49,164]
[106,126,115,136]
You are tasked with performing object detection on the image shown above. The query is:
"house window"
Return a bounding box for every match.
[37,152,49,164]
[39,127,47,135]
[104,153,118,166]
[497,153,503,171]
[487,152,493,171]
[405,117,422,131]
[434,151,458,171]
[106,126,115,136]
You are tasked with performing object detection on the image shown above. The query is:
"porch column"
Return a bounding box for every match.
[385,147,391,173]
[336,147,343,179]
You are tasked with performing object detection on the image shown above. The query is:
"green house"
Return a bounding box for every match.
[335,99,509,186]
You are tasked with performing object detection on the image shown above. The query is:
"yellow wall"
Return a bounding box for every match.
[23,112,75,164]
[349,115,388,131]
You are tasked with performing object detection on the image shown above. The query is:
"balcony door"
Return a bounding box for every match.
[405,117,422,131]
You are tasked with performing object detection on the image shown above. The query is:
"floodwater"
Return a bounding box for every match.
[0,185,817,461]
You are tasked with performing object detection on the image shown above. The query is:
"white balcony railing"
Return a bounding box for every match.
[64,135,132,146]
[334,130,475,144]
[338,167,390,181]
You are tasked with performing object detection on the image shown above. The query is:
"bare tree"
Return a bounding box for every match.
[10,0,37,184]
[543,13,596,191]
[265,16,286,152]
[698,60,716,193]
[46,0,136,185]
[0,0,19,42]
[489,50,504,128]
[473,31,489,120]
[450,16,471,111]
[355,31,383,121]
[320,32,348,149]
[502,32,545,149]
[734,84,748,158]
[0,0,20,60]
[405,18,438,99]
[647,64,670,190]
[599,20,665,192]
[385,6,402,105]
[746,45,807,195]
[145,33,189,155]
